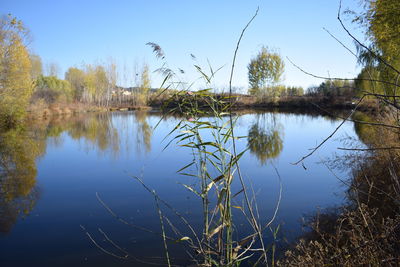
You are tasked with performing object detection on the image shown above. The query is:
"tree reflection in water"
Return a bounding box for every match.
[0,112,123,233]
[0,127,44,233]
[247,113,284,165]
[134,111,152,153]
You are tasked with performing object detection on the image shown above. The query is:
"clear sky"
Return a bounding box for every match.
[2,0,365,92]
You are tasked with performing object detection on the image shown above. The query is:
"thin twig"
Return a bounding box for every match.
[337,146,400,151]
[80,225,128,259]
[310,102,400,130]
[96,192,169,238]
[131,175,204,255]
[154,194,172,267]
[286,57,400,88]
[323,27,357,57]
[227,6,269,264]
[262,164,283,230]
[337,0,400,75]
[292,95,367,165]
[98,228,130,255]
[320,156,399,206]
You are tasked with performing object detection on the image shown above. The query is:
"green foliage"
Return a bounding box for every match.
[352,112,376,145]
[81,64,111,105]
[150,56,272,265]
[354,66,381,95]
[65,67,85,100]
[248,123,283,165]
[365,0,400,62]
[66,63,117,106]
[34,75,74,103]
[248,46,284,96]
[282,86,304,97]
[0,15,33,127]
[307,79,355,98]
[353,0,400,98]
[262,85,304,98]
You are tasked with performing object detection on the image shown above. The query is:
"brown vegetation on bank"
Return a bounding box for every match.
[149,91,379,112]
[26,91,381,121]
[27,101,108,119]
[278,110,400,266]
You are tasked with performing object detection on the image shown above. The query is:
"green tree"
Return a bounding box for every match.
[248,123,283,165]
[0,15,33,127]
[354,66,380,94]
[247,115,284,165]
[81,64,109,105]
[65,67,85,100]
[248,46,284,96]
[354,0,400,99]
[34,75,73,103]
[364,0,400,61]
[93,65,109,106]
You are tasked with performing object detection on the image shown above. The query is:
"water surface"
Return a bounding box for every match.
[0,110,359,266]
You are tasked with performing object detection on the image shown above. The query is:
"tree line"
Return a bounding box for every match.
[1,0,398,129]
[0,14,151,128]
[34,61,152,107]
[246,0,400,102]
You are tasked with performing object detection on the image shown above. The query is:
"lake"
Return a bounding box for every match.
[0,110,360,266]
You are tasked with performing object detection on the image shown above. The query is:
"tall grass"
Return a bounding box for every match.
[83,8,285,266]
[138,7,284,266]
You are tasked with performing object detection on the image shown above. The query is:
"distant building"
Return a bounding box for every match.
[113,86,158,97]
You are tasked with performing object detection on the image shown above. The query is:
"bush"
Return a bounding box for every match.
[33,75,74,103]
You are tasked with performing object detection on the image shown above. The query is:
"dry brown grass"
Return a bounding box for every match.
[27,101,107,119]
[278,111,400,267]
[278,206,400,266]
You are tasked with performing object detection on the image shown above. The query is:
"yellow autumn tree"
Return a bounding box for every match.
[0,15,33,128]
[65,67,86,100]
[137,63,150,106]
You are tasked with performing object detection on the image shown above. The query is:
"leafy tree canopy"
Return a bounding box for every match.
[0,15,33,128]
[248,46,284,96]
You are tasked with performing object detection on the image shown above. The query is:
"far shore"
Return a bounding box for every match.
[27,94,379,120]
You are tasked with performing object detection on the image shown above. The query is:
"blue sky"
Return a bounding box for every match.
[2,0,365,92]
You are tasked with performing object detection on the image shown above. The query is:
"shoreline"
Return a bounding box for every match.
[26,96,381,120]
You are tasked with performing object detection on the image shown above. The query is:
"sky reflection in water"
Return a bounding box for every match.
[0,110,359,266]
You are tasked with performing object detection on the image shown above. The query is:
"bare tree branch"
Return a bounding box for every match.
[286,57,400,88]
[337,0,400,75]
[292,95,367,165]
[338,146,400,151]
